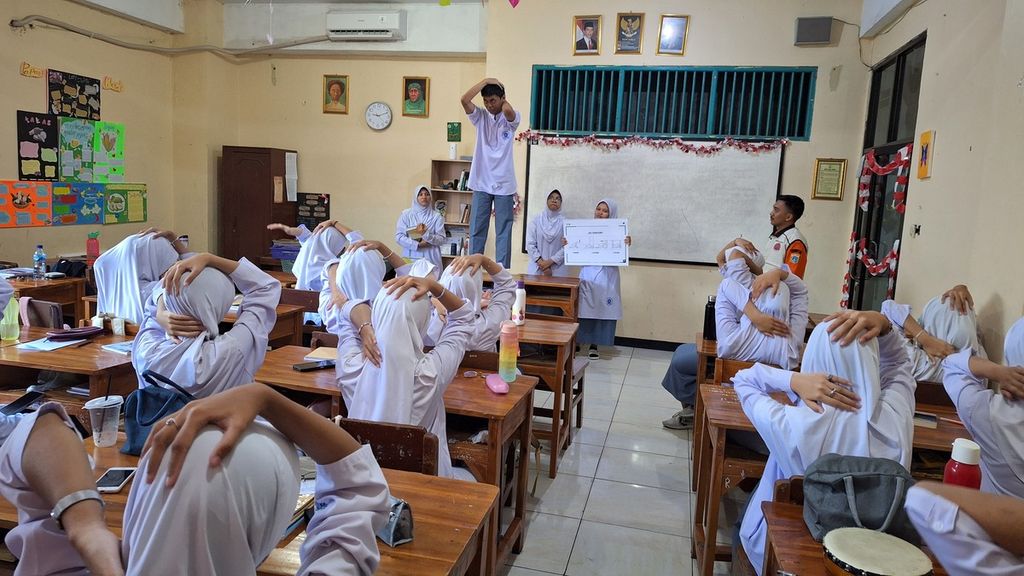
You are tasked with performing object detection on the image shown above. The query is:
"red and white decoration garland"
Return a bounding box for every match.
[840,233,901,308]
[515,130,788,156]
[857,144,912,214]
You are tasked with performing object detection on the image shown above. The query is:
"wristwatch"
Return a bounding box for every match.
[50,489,105,530]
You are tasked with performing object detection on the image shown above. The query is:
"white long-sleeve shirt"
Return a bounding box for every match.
[525,214,567,276]
[395,210,446,272]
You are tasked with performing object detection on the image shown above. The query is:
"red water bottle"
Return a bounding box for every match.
[943,438,982,489]
[86,232,100,266]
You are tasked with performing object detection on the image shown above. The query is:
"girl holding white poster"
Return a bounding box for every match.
[576,198,631,359]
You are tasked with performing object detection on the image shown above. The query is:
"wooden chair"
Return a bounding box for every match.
[280,288,320,343]
[773,476,804,505]
[310,331,338,349]
[915,380,953,409]
[334,417,439,476]
[18,298,64,328]
[570,357,588,430]
[692,358,757,491]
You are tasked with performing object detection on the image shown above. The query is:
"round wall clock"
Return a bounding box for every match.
[365,101,393,131]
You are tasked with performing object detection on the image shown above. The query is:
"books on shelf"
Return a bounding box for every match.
[459,203,471,224]
[458,170,469,191]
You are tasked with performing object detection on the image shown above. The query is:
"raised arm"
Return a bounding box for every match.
[461,78,492,114]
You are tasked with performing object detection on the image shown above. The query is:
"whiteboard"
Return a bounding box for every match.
[523,142,782,265]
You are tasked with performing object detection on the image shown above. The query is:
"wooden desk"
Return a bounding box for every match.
[0,436,497,576]
[255,345,538,572]
[9,277,86,326]
[516,319,578,478]
[82,297,304,349]
[762,501,948,576]
[0,326,136,398]
[484,274,580,322]
[266,270,297,288]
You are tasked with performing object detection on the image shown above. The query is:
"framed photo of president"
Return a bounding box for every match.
[402,76,430,117]
[573,15,601,56]
[615,13,644,54]
[657,14,690,56]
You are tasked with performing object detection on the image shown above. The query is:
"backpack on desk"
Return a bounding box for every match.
[53,259,87,278]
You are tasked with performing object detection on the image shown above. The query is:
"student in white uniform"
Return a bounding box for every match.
[715,195,809,279]
[267,220,362,292]
[395,186,446,272]
[0,383,389,575]
[93,229,186,326]
[526,189,568,277]
[905,481,1024,576]
[132,252,279,397]
[337,274,475,479]
[881,284,987,381]
[734,310,914,574]
[577,198,631,359]
[937,315,1024,498]
[424,254,516,351]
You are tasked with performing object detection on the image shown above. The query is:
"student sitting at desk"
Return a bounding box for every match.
[0,383,390,575]
[526,189,568,277]
[93,229,187,325]
[395,186,446,272]
[734,310,914,574]
[337,275,475,480]
[133,252,279,397]
[267,220,363,292]
[938,316,1024,498]
[424,254,516,351]
[881,284,987,381]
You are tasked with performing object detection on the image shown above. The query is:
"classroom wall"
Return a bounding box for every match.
[0,0,174,263]
[863,0,1024,360]
[485,0,871,343]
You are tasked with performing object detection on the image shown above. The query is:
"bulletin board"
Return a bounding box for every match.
[50,182,105,226]
[0,181,52,228]
[47,69,101,120]
[16,111,59,181]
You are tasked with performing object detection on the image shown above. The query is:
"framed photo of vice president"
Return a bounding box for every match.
[615,13,644,54]
[657,14,690,56]
[402,76,430,117]
[573,15,602,56]
[322,75,349,114]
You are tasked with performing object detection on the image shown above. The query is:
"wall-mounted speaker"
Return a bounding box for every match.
[795,17,834,46]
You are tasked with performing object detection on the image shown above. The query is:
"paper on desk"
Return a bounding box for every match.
[16,338,87,351]
[285,152,298,201]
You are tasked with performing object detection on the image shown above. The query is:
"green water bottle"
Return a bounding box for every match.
[1,299,19,341]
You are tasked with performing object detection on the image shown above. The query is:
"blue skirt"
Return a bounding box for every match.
[578,318,616,346]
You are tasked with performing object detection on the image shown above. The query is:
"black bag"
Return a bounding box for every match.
[121,370,196,456]
[802,453,920,545]
[53,259,87,278]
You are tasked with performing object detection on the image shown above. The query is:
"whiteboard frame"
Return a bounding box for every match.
[520,141,786,266]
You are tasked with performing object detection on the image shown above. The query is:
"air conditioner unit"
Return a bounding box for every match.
[326,11,407,41]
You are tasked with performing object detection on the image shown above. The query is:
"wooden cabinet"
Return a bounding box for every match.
[430,159,473,261]
[218,146,297,262]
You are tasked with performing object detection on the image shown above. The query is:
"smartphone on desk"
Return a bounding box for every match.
[97,467,136,493]
[293,360,335,372]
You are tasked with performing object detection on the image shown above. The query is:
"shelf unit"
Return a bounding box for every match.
[430,159,473,260]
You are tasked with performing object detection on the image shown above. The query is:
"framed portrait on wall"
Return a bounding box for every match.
[573,15,601,56]
[657,14,690,56]
[323,75,349,114]
[402,77,430,117]
[615,13,644,54]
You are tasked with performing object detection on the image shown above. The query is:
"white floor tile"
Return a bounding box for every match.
[566,520,692,576]
[595,446,691,493]
[501,567,561,576]
[530,441,604,478]
[617,385,685,409]
[526,472,594,519]
[509,512,581,574]
[604,421,690,459]
[622,368,668,389]
[572,417,610,447]
[631,347,675,362]
[582,379,622,402]
[611,401,682,428]
[583,479,691,537]
[578,396,615,421]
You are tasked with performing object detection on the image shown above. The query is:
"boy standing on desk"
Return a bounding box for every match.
[717,195,809,279]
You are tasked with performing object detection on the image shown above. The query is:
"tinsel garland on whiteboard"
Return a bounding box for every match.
[516,130,788,156]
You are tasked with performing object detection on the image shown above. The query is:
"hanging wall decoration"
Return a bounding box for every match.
[16,111,59,181]
[50,182,105,226]
[93,121,125,183]
[47,69,101,120]
[0,181,52,228]
[857,144,912,214]
[58,117,96,183]
[103,182,147,224]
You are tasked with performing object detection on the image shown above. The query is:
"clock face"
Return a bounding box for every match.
[365,102,393,131]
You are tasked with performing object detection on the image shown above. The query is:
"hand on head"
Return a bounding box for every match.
[941,284,974,315]
[790,372,861,414]
[823,310,891,346]
[384,275,438,301]
[155,296,204,343]
[162,253,212,295]
[449,254,487,277]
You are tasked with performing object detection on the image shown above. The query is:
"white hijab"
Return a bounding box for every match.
[918,297,984,353]
[579,197,618,286]
[409,186,437,222]
[990,316,1024,484]
[294,227,346,291]
[407,258,439,280]
[724,245,767,273]
[335,248,387,301]
[94,234,178,325]
[536,190,564,243]
[425,265,482,346]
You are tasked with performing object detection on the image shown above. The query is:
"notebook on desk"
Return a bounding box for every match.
[304,347,336,362]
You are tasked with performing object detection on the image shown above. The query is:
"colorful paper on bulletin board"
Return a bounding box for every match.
[58,118,96,182]
[0,181,52,228]
[296,193,330,230]
[50,182,105,226]
[92,122,125,183]
[16,111,59,181]
[103,183,146,224]
[47,69,101,120]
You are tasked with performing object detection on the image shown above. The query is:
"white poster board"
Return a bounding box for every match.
[564,218,629,266]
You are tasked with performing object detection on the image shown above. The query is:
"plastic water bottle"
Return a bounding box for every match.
[32,245,46,279]
[86,232,100,266]
[0,299,19,341]
[511,280,526,325]
[943,438,982,489]
[498,321,519,382]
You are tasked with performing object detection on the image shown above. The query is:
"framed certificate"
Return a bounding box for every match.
[812,158,846,200]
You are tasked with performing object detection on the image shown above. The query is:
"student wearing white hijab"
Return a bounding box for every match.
[937,316,1024,498]
[338,274,474,479]
[395,186,446,272]
[905,481,1024,576]
[424,254,516,351]
[577,198,631,359]
[734,310,915,574]
[0,383,389,575]
[881,284,987,381]
[267,221,363,292]
[93,230,184,325]
[526,189,567,276]
[132,252,279,397]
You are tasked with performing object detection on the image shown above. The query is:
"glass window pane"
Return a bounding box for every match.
[871,64,896,147]
[896,44,925,141]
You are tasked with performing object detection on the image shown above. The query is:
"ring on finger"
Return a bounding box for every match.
[827,387,837,397]
[165,417,178,429]
[826,373,834,383]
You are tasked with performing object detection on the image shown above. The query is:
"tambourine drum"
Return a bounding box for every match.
[823,527,933,576]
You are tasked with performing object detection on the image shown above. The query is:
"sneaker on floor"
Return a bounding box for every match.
[662,410,694,430]
[588,347,600,359]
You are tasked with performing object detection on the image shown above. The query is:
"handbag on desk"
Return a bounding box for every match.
[376,495,414,547]
[121,370,196,456]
